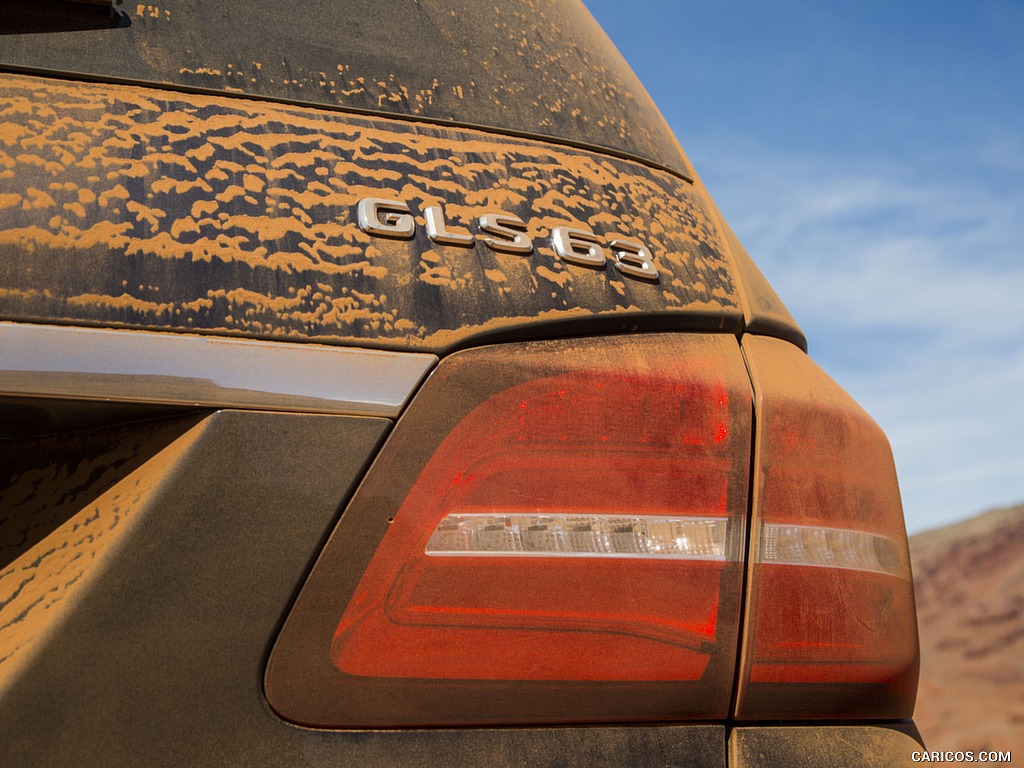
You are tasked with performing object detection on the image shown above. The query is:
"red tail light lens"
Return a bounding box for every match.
[735,335,919,720]
[266,334,752,727]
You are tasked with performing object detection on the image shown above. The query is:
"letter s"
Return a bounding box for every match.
[478,212,533,255]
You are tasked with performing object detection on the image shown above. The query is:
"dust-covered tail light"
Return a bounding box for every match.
[735,335,919,720]
[266,334,752,727]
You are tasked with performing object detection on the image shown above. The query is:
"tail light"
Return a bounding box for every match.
[265,331,918,727]
[734,335,919,719]
[265,333,753,727]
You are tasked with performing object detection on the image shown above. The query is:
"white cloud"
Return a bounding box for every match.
[692,136,1024,533]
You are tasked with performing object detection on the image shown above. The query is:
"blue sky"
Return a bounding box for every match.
[584,0,1024,534]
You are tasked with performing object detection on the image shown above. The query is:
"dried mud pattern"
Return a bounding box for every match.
[0,422,205,689]
[0,74,739,351]
[0,415,198,566]
[2,0,691,176]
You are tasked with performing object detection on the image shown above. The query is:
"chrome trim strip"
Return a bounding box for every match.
[0,323,437,418]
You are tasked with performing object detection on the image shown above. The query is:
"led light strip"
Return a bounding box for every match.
[759,523,904,577]
[425,511,729,560]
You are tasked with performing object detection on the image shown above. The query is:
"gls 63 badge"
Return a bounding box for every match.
[356,197,659,283]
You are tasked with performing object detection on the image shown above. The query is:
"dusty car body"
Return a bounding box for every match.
[1,1,921,765]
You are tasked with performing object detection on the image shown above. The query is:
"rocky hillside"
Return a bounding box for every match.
[910,503,1024,754]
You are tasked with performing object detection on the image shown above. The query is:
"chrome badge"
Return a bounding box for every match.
[356,197,658,282]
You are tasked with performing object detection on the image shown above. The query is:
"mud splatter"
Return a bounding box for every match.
[0,73,740,352]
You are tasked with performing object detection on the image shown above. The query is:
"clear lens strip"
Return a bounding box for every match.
[759,523,904,577]
[425,512,729,560]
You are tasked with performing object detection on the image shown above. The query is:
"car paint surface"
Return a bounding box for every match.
[0,72,748,351]
[0,1,917,765]
[2,0,691,176]
[0,406,729,767]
